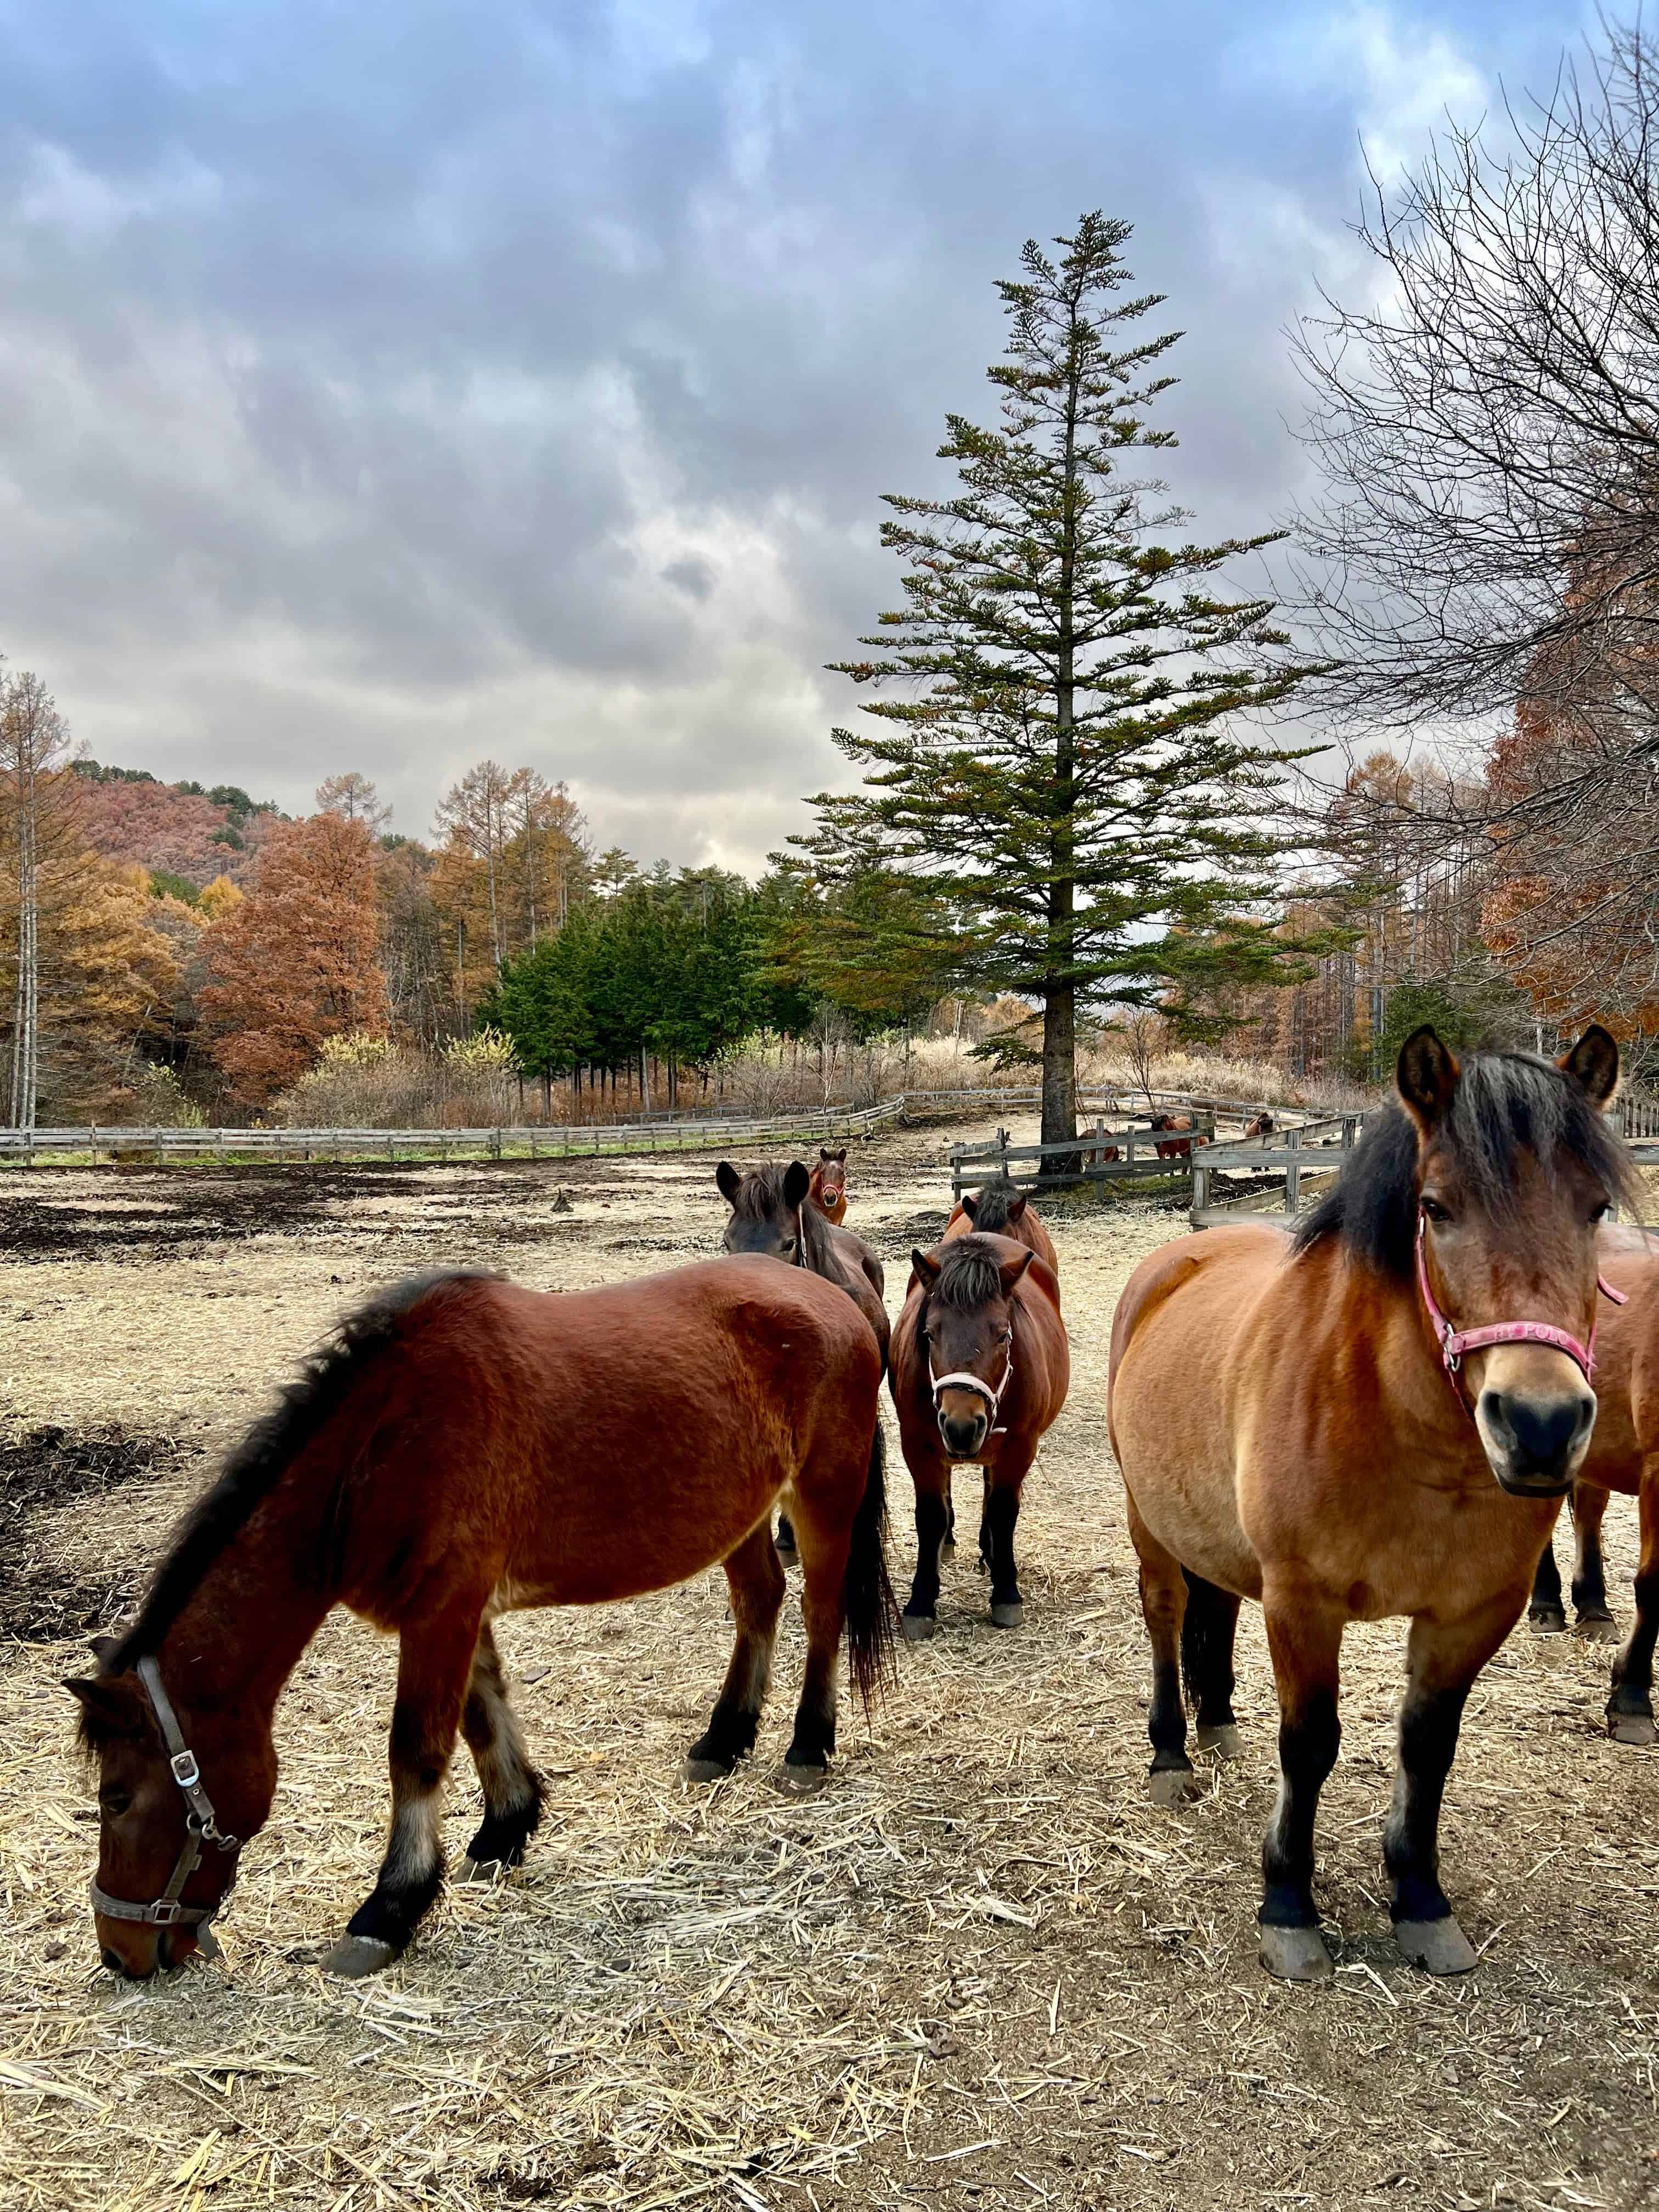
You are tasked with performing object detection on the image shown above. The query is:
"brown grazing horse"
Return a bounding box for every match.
[1244,1111,1276,1141]
[67,1261,895,1981]
[1109,1028,1636,1983]
[944,1173,1062,1285]
[808,1147,849,1226]
[1150,1112,1207,1161]
[890,1232,1069,1636]
[1528,1224,1659,1746]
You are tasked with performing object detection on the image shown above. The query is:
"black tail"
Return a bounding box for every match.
[104,1271,498,1674]
[843,1422,899,1717]
[1180,1567,1237,1712]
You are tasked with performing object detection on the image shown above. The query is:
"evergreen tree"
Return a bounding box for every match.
[795,213,1319,1145]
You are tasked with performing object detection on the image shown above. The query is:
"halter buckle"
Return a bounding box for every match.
[150,1898,182,1927]
[171,1750,201,1788]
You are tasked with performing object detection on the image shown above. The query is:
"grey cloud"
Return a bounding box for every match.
[0,0,1589,865]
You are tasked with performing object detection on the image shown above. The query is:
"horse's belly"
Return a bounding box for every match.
[1113,1330,1261,1598]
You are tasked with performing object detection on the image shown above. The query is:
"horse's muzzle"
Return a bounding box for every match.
[1477,1387,1595,1498]
[939,1409,989,1459]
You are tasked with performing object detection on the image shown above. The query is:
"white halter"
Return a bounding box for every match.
[928,1329,1014,1439]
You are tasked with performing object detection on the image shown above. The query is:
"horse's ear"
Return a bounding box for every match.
[998,1250,1034,1294]
[783,1160,811,1208]
[88,1634,121,1669]
[961,1193,978,1221]
[1559,1025,1620,1109]
[834,1147,847,1163]
[63,1675,145,1741]
[1006,1194,1028,1223]
[1396,1026,1460,1127]
[819,1147,831,1161]
[911,1248,940,1285]
[715,1161,740,1204]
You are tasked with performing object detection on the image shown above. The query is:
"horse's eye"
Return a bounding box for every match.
[99,1787,131,1816]
[1420,1196,1452,1225]
[781,1238,795,1254]
[1591,1200,1611,1224]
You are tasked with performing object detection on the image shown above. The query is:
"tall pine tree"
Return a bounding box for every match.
[796,213,1319,1146]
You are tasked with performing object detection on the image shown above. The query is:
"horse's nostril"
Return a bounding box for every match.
[100,1947,128,1977]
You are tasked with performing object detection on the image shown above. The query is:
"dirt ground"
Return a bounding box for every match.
[1,1119,1656,2212]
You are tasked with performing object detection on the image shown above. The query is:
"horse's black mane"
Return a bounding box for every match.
[967,1174,1022,1234]
[929,1235,1007,1311]
[729,1163,838,1272]
[1291,1053,1642,1279]
[97,1269,498,1682]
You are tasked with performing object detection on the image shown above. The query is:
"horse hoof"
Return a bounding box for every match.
[684,1754,736,1785]
[941,1536,957,1557]
[1608,1710,1658,1746]
[1196,1723,1243,1759]
[320,1936,398,1980]
[455,1856,507,1886]
[1259,1925,1333,1982]
[1395,1916,1477,1975]
[1576,1613,1621,1644]
[775,1760,829,1796]
[990,1601,1024,1630]
[901,1612,936,1643]
[1148,1764,1199,1808]
[1528,1610,1568,1637]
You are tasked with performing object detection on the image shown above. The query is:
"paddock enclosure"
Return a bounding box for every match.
[3,1118,1658,2212]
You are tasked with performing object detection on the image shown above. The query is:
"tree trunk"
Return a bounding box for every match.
[8,763,38,1130]
[1041,294,1084,1160]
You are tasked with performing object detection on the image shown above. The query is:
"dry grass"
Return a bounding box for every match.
[2,1125,1657,2211]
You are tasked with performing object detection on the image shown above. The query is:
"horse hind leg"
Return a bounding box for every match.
[1126,1493,1198,1808]
[457,1622,546,1880]
[1569,1485,1618,1641]
[1608,1473,1659,1746]
[1528,1532,1568,1634]
[1259,1589,1344,1983]
[777,1500,853,1792]
[1183,1569,1244,1758]
[686,1522,785,1782]
[324,1600,483,1978]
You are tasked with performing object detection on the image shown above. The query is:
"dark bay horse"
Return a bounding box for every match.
[944,1173,1061,1285]
[1109,1026,1636,1983]
[717,1159,890,1565]
[808,1147,849,1226]
[890,1232,1069,1636]
[1527,1224,1658,1746]
[68,1261,895,1981]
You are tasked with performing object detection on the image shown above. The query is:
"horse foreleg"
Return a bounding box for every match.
[1259,1588,1344,1983]
[1569,1483,1616,1639]
[458,1622,546,1879]
[983,1464,1028,1629]
[901,1454,950,1642]
[686,1523,786,1781]
[1126,1490,1195,1808]
[1384,1593,1522,1974]
[1609,1468,1659,1746]
[326,1601,482,1977]
[1528,1532,1567,1634]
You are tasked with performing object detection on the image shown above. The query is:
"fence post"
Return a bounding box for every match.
[949,1144,963,1204]
[1284,1126,1301,1214]
[1192,1153,1207,1225]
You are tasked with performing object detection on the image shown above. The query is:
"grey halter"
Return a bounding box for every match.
[88,1655,240,1961]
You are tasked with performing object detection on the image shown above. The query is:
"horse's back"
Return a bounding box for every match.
[1576,1233,1659,1493]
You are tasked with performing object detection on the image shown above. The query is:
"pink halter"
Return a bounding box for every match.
[1415,1215,1627,1409]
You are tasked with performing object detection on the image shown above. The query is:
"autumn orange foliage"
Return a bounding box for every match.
[200,813,387,1107]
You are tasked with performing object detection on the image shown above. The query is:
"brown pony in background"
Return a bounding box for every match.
[716,1159,889,1564]
[68,1262,894,1982]
[808,1147,849,1226]
[890,1232,1069,1635]
[1109,1027,1636,1982]
[1528,1223,1659,1746]
[944,1172,1061,1285]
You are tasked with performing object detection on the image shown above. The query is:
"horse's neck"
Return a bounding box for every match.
[802,1209,839,1277]
[156,1466,341,1734]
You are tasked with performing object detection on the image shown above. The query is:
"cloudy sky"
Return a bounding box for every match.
[0,0,1591,871]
